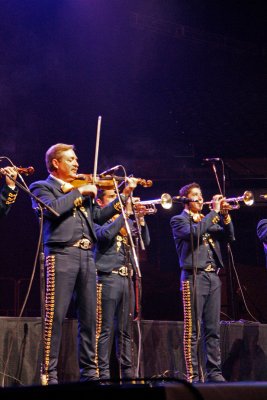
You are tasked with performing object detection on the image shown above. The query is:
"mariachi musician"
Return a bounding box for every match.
[94,188,150,381]
[257,218,267,267]
[29,143,139,385]
[0,166,18,218]
[170,182,235,383]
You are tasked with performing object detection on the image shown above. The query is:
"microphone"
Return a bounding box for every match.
[172,196,199,204]
[99,165,121,176]
[0,156,16,167]
[260,194,267,200]
[203,158,221,162]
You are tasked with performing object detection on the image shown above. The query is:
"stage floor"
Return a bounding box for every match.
[0,317,267,387]
[1,380,267,400]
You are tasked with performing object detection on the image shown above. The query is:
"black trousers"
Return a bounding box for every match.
[96,272,135,380]
[181,270,223,382]
[44,246,98,384]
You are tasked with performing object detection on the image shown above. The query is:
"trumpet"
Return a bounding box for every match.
[203,191,254,210]
[133,193,173,214]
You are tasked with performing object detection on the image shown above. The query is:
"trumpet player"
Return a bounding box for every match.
[0,166,18,218]
[170,182,235,383]
[94,189,150,381]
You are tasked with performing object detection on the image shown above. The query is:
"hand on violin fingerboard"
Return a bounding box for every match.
[78,184,97,198]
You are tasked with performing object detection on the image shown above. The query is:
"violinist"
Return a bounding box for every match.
[29,143,137,385]
[94,188,150,382]
[0,166,18,218]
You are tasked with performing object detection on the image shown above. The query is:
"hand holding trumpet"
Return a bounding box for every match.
[124,197,148,217]
[211,195,231,214]
[204,191,254,211]
[133,199,148,217]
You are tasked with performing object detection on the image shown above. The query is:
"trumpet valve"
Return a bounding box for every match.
[144,204,158,215]
[133,193,172,214]
[221,200,235,211]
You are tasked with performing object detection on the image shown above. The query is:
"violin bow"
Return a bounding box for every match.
[92,115,102,185]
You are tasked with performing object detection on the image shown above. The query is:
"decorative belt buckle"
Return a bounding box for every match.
[118,266,128,276]
[205,264,215,272]
[80,238,91,250]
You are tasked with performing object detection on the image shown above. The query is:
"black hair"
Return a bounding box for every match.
[179,182,200,198]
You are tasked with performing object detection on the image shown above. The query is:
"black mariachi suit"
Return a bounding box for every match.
[30,175,121,384]
[94,214,150,380]
[170,209,235,382]
[257,219,267,267]
[0,184,18,218]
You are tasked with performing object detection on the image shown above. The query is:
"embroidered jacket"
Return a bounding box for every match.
[29,175,121,246]
[0,184,18,218]
[94,213,150,273]
[170,209,235,270]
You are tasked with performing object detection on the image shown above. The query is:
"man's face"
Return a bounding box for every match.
[187,187,203,213]
[52,149,79,182]
[97,190,117,207]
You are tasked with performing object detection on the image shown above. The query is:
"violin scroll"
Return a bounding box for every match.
[17,166,35,176]
[105,175,153,188]
[136,178,153,188]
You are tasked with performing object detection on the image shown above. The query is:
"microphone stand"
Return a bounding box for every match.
[34,206,48,385]
[1,171,59,385]
[211,163,223,197]
[131,203,146,379]
[133,233,142,379]
[189,214,204,383]
[113,179,141,278]
[133,206,145,251]
[209,160,236,320]
[112,179,142,380]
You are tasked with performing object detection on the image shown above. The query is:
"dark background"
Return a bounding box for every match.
[1,0,267,322]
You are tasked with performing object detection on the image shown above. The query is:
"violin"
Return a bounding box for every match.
[71,174,153,190]
[0,166,35,177]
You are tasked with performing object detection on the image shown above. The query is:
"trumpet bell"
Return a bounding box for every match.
[161,193,173,209]
[134,193,173,214]
[243,190,254,206]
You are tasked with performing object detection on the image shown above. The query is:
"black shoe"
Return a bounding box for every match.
[47,375,58,385]
[80,377,100,385]
[206,375,226,383]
